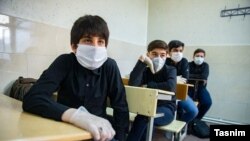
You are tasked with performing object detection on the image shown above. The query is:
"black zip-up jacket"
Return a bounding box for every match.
[165,57,189,79]
[22,53,129,141]
[129,61,177,113]
[188,61,209,86]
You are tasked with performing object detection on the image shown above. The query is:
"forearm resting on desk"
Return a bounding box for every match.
[62,107,115,141]
[177,76,187,84]
[62,108,76,122]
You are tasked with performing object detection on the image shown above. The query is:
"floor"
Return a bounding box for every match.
[153,130,209,141]
[153,121,212,141]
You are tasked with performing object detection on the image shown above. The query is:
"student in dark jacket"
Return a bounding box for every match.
[165,40,198,123]
[126,40,177,141]
[22,15,129,141]
[188,48,212,120]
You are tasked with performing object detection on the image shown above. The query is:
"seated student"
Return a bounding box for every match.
[188,48,212,120]
[126,40,177,141]
[165,40,198,123]
[22,15,129,141]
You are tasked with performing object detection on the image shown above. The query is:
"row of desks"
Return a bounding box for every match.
[0,81,195,141]
[0,94,92,141]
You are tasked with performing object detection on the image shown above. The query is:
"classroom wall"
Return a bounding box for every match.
[0,0,147,94]
[148,0,250,124]
[0,0,148,46]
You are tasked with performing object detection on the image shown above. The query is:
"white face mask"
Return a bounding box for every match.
[194,57,204,65]
[152,57,166,73]
[171,52,183,62]
[76,44,108,70]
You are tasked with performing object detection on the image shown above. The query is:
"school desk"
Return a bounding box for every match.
[0,94,92,141]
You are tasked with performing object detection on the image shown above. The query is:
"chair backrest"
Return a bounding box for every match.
[124,85,173,141]
[122,78,129,85]
[125,85,158,117]
[174,83,189,119]
[122,77,176,117]
[176,83,189,101]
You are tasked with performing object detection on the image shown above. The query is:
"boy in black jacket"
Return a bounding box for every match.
[23,15,129,141]
[127,40,176,141]
[165,40,198,123]
[188,48,212,120]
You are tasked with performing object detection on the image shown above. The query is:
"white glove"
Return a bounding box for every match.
[69,106,115,141]
[177,76,187,84]
[139,54,155,74]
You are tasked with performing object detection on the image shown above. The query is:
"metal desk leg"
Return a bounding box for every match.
[146,117,154,141]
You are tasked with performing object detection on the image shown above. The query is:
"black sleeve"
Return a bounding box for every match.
[107,59,129,141]
[22,54,72,121]
[201,63,209,80]
[147,66,177,92]
[180,58,189,79]
[128,60,147,86]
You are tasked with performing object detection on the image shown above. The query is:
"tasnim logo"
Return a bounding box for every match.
[213,128,245,136]
[210,125,249,141]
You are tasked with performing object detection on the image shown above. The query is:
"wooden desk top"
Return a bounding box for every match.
[177,83,194,87]
[0,94,92,141]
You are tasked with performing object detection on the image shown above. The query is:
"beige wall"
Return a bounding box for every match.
[148,0,250,45]
[185,45,250,124]
[0,0,147,94]
[0,0,148,45]
[0,15,69,94]
[148,0,250,124]
[0,14,144,95]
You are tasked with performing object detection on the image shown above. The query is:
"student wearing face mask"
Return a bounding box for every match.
[22,15,129,141]
[188,48,212,120]
[126,40,177,141]
[165,40,198,124]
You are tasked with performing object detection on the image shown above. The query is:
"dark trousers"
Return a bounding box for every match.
[189,86,212,119]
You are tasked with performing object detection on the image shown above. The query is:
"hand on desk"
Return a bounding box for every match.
[69,106,115,141]
[177,76,187,84]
